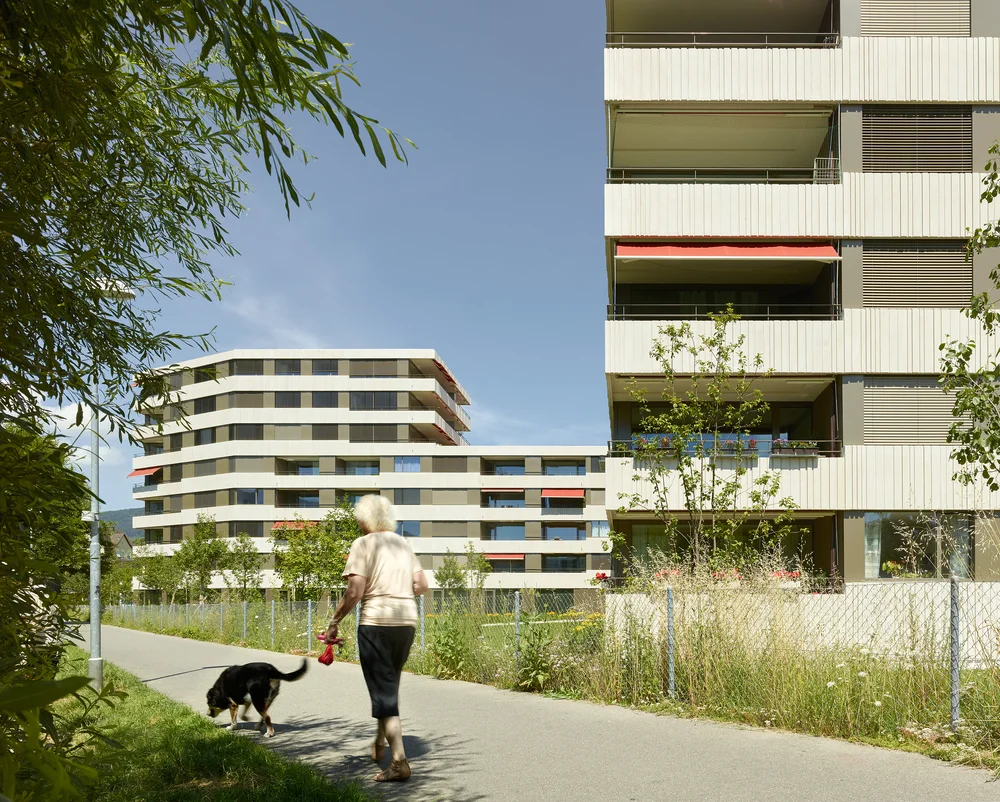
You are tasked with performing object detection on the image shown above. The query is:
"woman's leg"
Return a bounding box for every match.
[382,715,404,762]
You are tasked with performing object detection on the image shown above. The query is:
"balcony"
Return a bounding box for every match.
[608,163,840,185]
[608,437,842,458]
[606,0,838,49]
[608,303,841,322]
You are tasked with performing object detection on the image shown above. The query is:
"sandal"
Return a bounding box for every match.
[374,759,411,782]
[370,741,386,763]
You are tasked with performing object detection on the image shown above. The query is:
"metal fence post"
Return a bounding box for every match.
[201,602,206,630]
[950,576,961,732]
[667,586,676,699]
[514,590,521,674]
[159,604,162,630]
[133,604,137,626]
[271,599,276,649]
[419,594,425,650]
[243,601,248,642]
[307,600,312,654]
[219,605,224,639]
[186,603,190,628]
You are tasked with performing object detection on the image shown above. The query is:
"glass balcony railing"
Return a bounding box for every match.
[608,436,842,458]
[608,303,842,321]
[608,161,840,185]
[606,31,841,48]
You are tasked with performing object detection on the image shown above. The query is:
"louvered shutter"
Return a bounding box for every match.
[860,0,970,36]
[862,242,972,307]
[864,378,956,444]
[863,106,972,172]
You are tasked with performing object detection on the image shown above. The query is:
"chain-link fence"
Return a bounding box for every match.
[102,581,1000,751]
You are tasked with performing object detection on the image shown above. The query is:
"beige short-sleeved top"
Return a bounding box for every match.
[344,531,423,627]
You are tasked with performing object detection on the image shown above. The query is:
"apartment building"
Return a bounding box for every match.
[603,0,1000,581]
[129,350,609,597]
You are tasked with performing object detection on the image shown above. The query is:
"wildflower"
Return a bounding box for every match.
[827,681,836,688]
[860,648,871,656]
[874,701,882,707]
[858,671,867,678]
[835,663,846,668]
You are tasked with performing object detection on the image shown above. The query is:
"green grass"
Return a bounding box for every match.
[58,647,377,802]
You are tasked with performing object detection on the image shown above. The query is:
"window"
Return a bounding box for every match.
[169,525,183,542]
[394,457,421,473]
[274,358,301,376]
[280,460,319,476]
[484,460,525,476]
[863,512,973,579]
[232,392,264,409]
[345,461,380,476]
[312,391,338,408]
[484,524,525,541]
[194,395,216,415]
[144,442,164,456]
[543,497,586,511]
[350,424,397,443]
[169,433,183,452]
[231,423,264,440]
[193,459,216,477]
[144,529,164,544]
[490,559,525,574]
[275,391,301,409]
[350,391,397,411]
[194,428,216,446]
[543,555,586,573]
[394,488,421,506]
[482,492,525,509]
[235,488,264,505]
[194,367,214,383]
[312,424,340,440]
[229,521,264,538]
[592,520,610,539]
[312,359,338,375]
[231,359,264,376]
[338,491,368,507]
[167,373,183,390]
[543,460,586,476]
[194,491,217,509]
[144,500,164,515]
[278,491,319,508]
[590,457,605,474]
[544,525,586,541]
[349,359,397,377]
[398,520,421,537]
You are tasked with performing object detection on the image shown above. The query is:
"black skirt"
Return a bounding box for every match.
[357,625,415,718]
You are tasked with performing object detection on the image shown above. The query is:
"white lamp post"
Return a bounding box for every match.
[88,282,136,688]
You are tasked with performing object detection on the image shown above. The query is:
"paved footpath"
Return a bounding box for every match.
[85,626,997,802]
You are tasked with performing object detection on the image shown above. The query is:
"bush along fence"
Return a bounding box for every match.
[103,580,1000,761]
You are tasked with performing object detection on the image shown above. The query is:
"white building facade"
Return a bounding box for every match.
[130,350,609,597]
[603,0,1000,581]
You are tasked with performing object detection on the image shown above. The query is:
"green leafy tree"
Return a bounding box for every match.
[463,542,492,592]
[616,310,800,573]
[133,548,184,606]
[435,550,467,596]
[101,558,136,606]
[940,143,1000,490]
[55,520,117,605]
[175,515,227,602]
[1,0,413,442]
[271,501,363,601]
[224,532,266,603]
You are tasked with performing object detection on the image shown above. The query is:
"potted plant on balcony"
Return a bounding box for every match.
[718,438,757,458]
[771,439,819,457]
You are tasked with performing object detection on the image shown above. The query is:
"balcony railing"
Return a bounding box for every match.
[608,164,841,185]
[608,438,842,458]
[608,304,843,322]
[133,483,159,493]
[606,32,841,48]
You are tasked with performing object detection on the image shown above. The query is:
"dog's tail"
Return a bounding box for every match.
[271,658,308,682]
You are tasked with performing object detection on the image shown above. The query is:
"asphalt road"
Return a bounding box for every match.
[83,626,997,801]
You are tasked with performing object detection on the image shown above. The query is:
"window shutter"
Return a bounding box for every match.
[862,242,971,307]
[863,106,972,172]
[863,378,955,444]
[860,0,970,36]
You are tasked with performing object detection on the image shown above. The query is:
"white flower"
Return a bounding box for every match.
[860,648,871,656]
[857,671,868,678]
[835,663,846,668]
[874,700,882,707]
[827,681,836,688]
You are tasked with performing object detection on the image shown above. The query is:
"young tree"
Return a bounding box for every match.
[435,550,467,598]
[224,533,266,603]
[101,558,136,606]
[940,143,1000,490]
[133,548,185,606]
[616,309,800,573]
[175,515,228,603]
[463,542,493,592]
[271,501,363,601]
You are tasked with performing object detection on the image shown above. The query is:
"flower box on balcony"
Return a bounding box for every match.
[771,440,819,457]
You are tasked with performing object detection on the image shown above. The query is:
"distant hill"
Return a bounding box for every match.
[101,507,142,540]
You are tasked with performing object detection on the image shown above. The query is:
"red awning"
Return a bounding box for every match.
[541,488,586,498]
[127,466,161,478]
[486,554,525,560]
[615,243,841,261]
[271,521,311,531]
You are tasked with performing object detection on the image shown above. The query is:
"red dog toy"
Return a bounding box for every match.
[317,633,344,665]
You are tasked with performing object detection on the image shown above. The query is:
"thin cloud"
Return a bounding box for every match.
[224,293,324,349]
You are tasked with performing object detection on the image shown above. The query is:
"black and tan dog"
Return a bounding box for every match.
[206,659,307,737]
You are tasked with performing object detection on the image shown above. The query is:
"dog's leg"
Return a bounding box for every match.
[228,704,239,732]
[241,703,251,722]
[262,708,275,738]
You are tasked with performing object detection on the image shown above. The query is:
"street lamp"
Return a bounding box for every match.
[88,282,136,688]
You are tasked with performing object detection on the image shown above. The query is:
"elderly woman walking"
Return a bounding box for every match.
[325,494,427,782]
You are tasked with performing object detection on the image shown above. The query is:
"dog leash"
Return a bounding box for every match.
[316,632,345,665]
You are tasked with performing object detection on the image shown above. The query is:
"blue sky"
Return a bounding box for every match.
[98,1,609,510]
